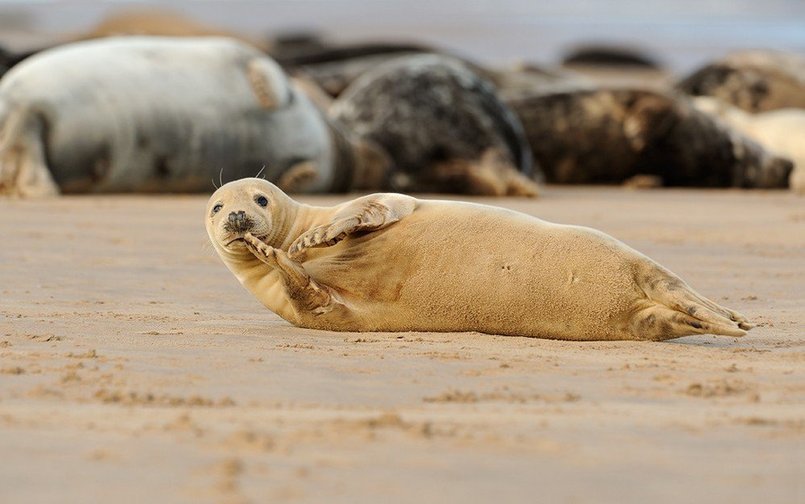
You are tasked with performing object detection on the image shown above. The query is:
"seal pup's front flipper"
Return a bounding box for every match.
[244,233,343,315]
[288,193,416,259]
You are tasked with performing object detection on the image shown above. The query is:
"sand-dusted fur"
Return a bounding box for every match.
[206,178,751,341]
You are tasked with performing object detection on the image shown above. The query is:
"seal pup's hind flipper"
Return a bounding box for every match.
[631,263,751,340]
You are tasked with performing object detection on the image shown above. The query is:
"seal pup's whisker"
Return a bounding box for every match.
[255,165,266,179]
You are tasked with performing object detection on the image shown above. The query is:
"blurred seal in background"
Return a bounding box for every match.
[693,96,805,193]
[0,36,367,196]
[506,87,793,187]
[331,54,542,196]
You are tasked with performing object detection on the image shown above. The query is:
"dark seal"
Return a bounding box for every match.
[506,87,792,187]
[331,54,541,196]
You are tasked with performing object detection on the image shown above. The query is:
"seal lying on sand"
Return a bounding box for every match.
[693,96,805,194]
[0,37,368,197]
[206,178,751,341]
[677,51,805,112]
[506,88,793,187]
[331,54,541,196]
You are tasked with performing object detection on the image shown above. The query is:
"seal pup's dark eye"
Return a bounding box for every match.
[255,195,268,207]
[212,203,223,214]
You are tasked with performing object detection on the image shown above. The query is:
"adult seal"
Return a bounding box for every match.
[330,54,541,196]
[205,178,751,341]
[0,37,369,197]
[506,87,793,187]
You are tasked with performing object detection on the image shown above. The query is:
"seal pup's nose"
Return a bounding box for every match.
[226,210,253,232]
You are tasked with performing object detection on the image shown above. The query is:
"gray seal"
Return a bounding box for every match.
[506,87,793,187]
[0,36,360,196]
[205,178,752,341]
[331,54,541,196]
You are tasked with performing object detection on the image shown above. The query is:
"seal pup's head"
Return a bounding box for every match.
[205,177,298,259]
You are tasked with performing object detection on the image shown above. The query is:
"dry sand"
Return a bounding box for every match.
[0,187,803,503]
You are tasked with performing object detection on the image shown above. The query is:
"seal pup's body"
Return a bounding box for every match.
[206,178,751,341]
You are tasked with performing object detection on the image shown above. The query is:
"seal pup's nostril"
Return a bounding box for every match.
[225,211,253,233]
[228,210,245,223]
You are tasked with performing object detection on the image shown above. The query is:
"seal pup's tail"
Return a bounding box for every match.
[0,102,58,197]
[631,262,752,340]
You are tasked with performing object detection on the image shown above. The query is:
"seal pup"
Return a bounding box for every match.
[677,50,805,112]
[506,87,793,187]
[0,36,377,197]
[205,178,751,341]
[331,54,541,196]
[693,96,805,194]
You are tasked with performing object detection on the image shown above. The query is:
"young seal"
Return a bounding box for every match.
[506,87,793,187]
[677,50,805,113]
[330,54,541,196]
[205,178,751,341]
[0,36,371,197]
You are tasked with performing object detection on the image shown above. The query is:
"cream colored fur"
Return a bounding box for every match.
[206,178,751,341]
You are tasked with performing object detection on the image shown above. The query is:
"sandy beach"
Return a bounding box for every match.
[0,187,802,503]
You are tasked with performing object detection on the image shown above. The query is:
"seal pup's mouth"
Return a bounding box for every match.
[225,234,267,248]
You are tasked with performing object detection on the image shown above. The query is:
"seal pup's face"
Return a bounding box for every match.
[205,178,292,258]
